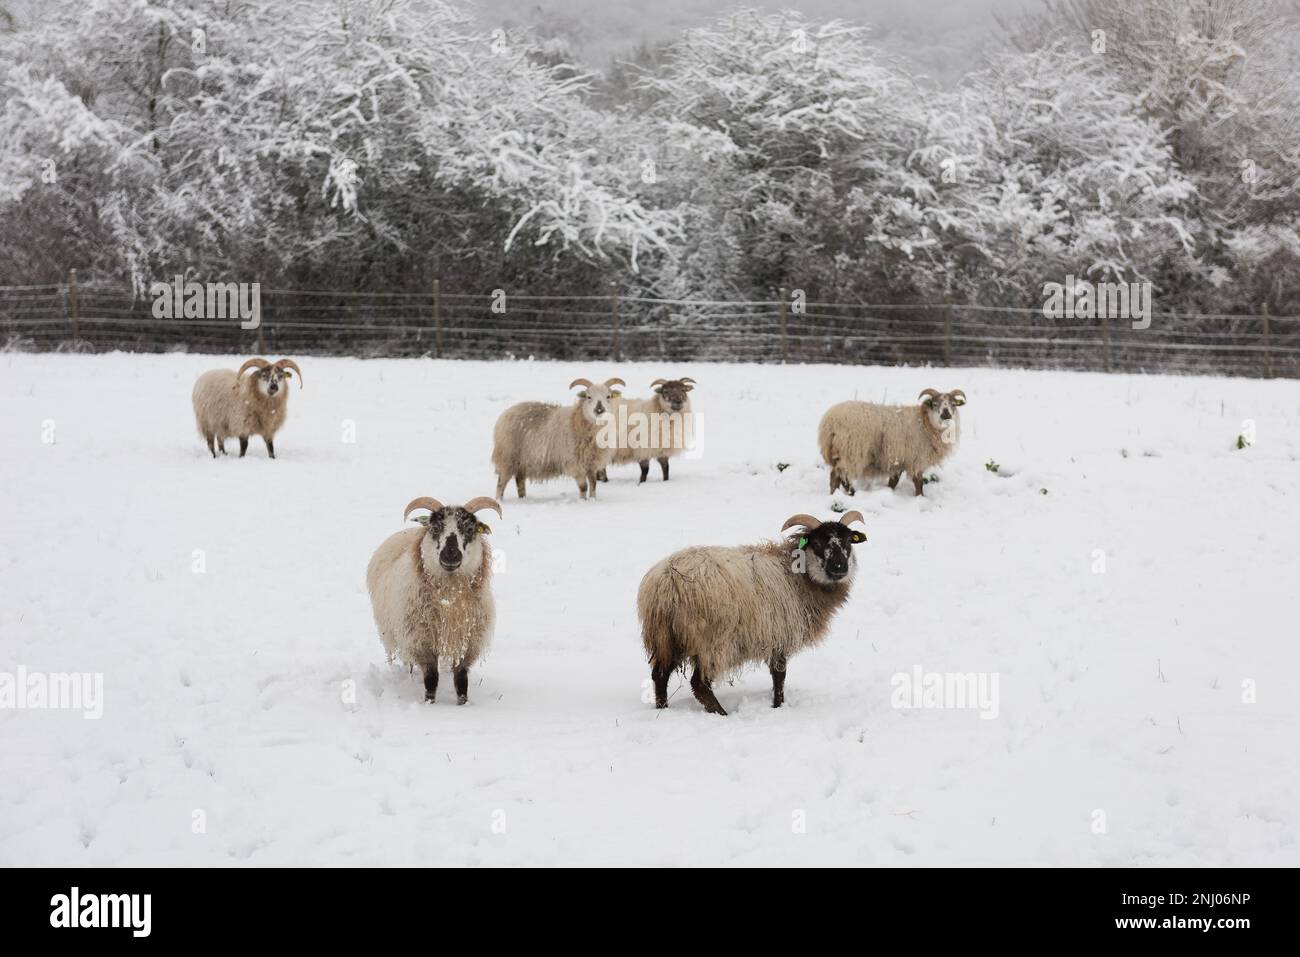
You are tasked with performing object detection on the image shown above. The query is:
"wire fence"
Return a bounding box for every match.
[3,276,1298,378]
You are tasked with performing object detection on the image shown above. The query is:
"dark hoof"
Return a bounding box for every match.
[457,695,468,706]
[655,700,668,709]
[424,693,436,703]
[709,705,728,716]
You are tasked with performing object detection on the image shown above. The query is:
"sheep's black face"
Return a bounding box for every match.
[796,523,866,586]
[653,380,693,414]
[421,507,487,577]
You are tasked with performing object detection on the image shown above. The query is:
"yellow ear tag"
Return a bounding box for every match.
[477,522,492,535]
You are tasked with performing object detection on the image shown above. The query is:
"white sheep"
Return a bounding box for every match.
[191,357,303,459]
[366,495,502,704]
[818,388,966,496]
[491,377,624,500]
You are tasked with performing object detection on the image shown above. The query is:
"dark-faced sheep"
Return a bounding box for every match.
[192,357,303,459]
[637,510,867,715]
[491,377,624,500]
[366,495,503,704]
[818,388,966,496]
[603,377,696,484]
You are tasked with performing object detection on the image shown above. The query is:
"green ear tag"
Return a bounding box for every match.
[798,536,808,550]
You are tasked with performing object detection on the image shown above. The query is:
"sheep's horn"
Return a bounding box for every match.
[237,357,269,378]
[650,378,668,387]
[274,358,304,389]
[918,388,940,401]
[403,497,444,521]
[604,377,626,388]
[949,389,967,403]
[462,496,502,519]
[838,510,866,527]
[781,513,823,533]
[569,378,593,390]
[680,377,696,385]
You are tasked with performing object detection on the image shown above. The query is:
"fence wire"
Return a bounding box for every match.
[1,281,1296,378]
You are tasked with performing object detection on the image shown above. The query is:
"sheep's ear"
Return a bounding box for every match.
[951,393,966,406]
[476,522,492,535]
[923,398,934,408]
[610,390,622,398]
[282,370,292,378]
[578,390,590,399]
[683,383,694,391]
[413,515,431,527]
[850,530,867,544]
[653,386,663,394]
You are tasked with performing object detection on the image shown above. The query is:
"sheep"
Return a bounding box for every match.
[637,510,867,715]
[366,495,503,704]
[600,377,696,484]
[491,377,624,500]
[191,357,303,459]
[818,388,967,496]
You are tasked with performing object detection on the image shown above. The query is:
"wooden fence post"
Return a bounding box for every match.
[778,287,788,363]
[67,269,79,340]
[433,278,443,359]
[257,284,266,354]
[611,283,621,361]
[1101,309,1112,373]
[1262,304,1272,379]
[943,297,953,366]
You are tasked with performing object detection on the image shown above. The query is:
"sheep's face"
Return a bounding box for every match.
[417,507,489,578]
[920,389,965,436]
[795,522,866,587]
[652,379,693,414]
[253,366,292,398]
[575,384,618,424]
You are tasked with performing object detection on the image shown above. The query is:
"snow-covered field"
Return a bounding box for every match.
[1,352,1297,866]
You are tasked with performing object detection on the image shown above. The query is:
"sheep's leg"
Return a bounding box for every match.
[576,477,588,499]
[638,460,650,484]
[585,472,599,499]
[264,436,275,459]
[597,468,608,482]
[515,475,526,498]
[238,436,249,458]
[769,653,787,709]
[888,472,902,490]
[690,665,727,715]
[912,473,925,496]
[453,665,469,705]
[651,657,679,709]
[422,657,438,702]
[205,434,216,459]
[828,470,839,494]
[658,456,670,481]
[216,436,227,456]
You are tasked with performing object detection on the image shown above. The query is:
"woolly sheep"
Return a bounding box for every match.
[191,357,303,459]
[366,495,503,704]
[491,377,624,500]
[602,376,696,484]
[818,388,967,496]
[637,510,867,715]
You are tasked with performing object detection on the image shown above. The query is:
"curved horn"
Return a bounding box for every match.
[680,377,696,385]
[403,497,444,522]
[650,378,668,387]
[918,388,940,401]
[838,510,865,527]
[274,358,304,388]
[461,496,502,519]
[604,377,626,389]
[949,389,967,404]
[569,378,593,390]
[237,357,269,378]
[781,513,823,533]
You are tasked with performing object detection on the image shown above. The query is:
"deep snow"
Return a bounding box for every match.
[1,352,1297,866]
